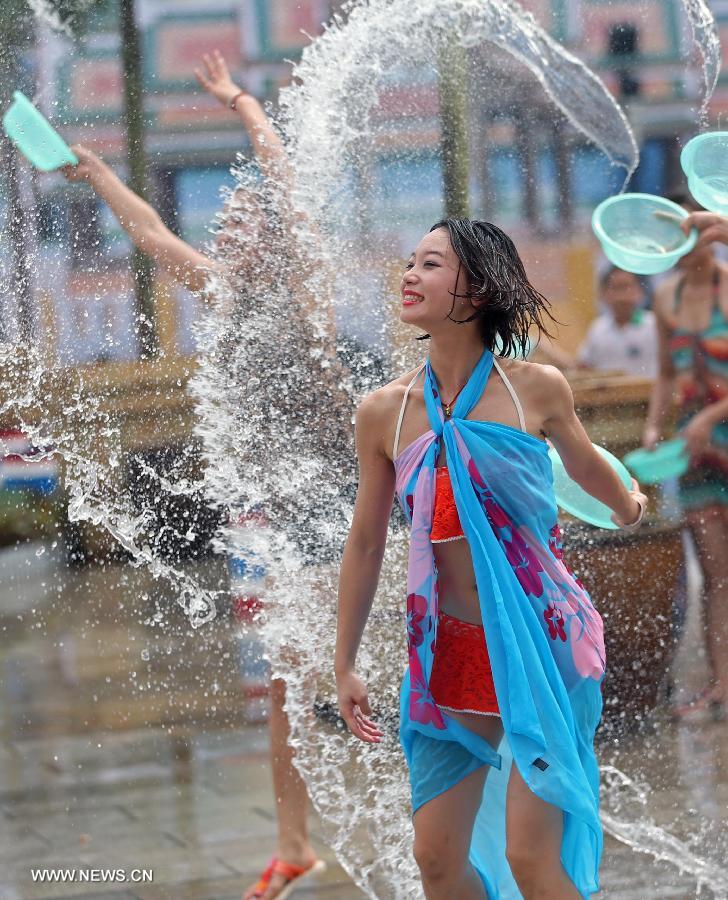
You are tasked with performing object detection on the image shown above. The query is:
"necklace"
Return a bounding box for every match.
[442,384,465,418]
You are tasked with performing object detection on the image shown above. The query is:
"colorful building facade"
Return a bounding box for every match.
[7,0,727,361]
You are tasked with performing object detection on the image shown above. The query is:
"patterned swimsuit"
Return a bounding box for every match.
[668,269,728,510]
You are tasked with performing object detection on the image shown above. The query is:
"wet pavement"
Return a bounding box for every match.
[0,539,726,899]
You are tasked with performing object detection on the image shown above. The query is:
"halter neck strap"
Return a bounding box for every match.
[424,348,494,434]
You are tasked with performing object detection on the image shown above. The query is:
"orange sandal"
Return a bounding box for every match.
[249,857,326,900]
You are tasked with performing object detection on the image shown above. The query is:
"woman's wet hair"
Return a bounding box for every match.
[423,218,557,358]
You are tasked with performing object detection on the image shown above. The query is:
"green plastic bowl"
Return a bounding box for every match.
[549,443,633,530]
[592,193,697,275]
[2,91,77,172]
[681,132,728,215]
[623,439,688,485]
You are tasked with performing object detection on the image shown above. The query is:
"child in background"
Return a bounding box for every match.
[578,266,658,379]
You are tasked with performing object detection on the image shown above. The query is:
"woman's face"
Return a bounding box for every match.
[399,228,475,330]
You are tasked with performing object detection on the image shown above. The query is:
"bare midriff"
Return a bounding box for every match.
[433,538,481,624]
[433,446,482,625]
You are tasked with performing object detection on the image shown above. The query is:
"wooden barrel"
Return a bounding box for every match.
[561,521,684,731]
[563,372,686,729]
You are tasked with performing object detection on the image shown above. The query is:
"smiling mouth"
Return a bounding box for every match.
[402,292,424,306]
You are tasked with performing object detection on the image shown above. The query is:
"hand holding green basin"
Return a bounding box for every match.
[623,439,689,485]
[548,443,634,530]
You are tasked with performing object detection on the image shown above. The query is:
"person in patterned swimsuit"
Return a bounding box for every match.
[645,198,728,720]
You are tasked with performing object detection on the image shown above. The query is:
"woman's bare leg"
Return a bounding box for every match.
[413,767,490,899]
[243,677,317,900]
[412,713,502,899]
[505,764,580,899]
[686,506,728,701]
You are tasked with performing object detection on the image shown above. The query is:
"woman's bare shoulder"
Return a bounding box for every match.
[355,367,424,461]
[499,357,572,415]
[359,366,421,414]
[498,356,565,389]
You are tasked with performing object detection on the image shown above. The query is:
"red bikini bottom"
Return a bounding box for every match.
[429,610,500,717]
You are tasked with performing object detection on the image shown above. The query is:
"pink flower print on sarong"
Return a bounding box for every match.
[548,523,586,590]
[467,458,512,529]
[569,613,605,679]
[468,457,486,489]
[504,528,545,597]
[408,645,445,729]
[544,602,567,642]
[545,587,604,678]
[483,490,510,529]
[548,524,564,560]
[406,593,429,648]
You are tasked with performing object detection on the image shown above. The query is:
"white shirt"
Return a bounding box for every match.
[578,309,658,379]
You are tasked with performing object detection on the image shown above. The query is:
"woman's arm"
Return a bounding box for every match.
[335,392,396,743]
[680,393,728,460]
[541,366,646,526]
[194,50,334,336]
[194,50,286,181]
[643,285,677,449]
[62,146,214,292]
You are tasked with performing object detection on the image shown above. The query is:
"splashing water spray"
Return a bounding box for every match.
[5,0,726,896]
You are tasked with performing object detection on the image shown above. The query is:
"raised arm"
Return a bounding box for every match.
[334,391,396,743]
[62,146,214,292]
[540,366,647,527]
[195,50,287,182]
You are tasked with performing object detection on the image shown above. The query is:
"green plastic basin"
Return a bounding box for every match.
[2,91,77,172]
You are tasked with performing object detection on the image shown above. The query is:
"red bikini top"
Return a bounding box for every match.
[431,466,465,543]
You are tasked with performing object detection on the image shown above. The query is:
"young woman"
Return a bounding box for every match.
[335,219,646,899]
[62,51,328,900]
[645,203,728,720]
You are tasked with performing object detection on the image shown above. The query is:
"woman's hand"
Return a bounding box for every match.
[681,410,713,461]
[335,669,383,744]
[681,211,728,251]
[194,49,248,109]
[610,478,648,529]
[61,144,101,183]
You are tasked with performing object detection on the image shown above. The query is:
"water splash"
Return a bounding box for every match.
[601,765,728,897]
[681,0,722,127]
[0,343,220,626]
[24,0,96,38]
[2,0,726,895]
[281,0,639,224]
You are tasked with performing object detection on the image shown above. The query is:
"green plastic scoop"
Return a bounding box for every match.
[2,91,77,172]
[549,443,633,530]
[623,438,689,485]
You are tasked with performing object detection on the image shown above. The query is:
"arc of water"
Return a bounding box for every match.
[681,0,722,127]
[601,767,728,896]
[279,0,640,225]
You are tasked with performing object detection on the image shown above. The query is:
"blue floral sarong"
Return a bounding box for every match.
[393,348,605,898]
